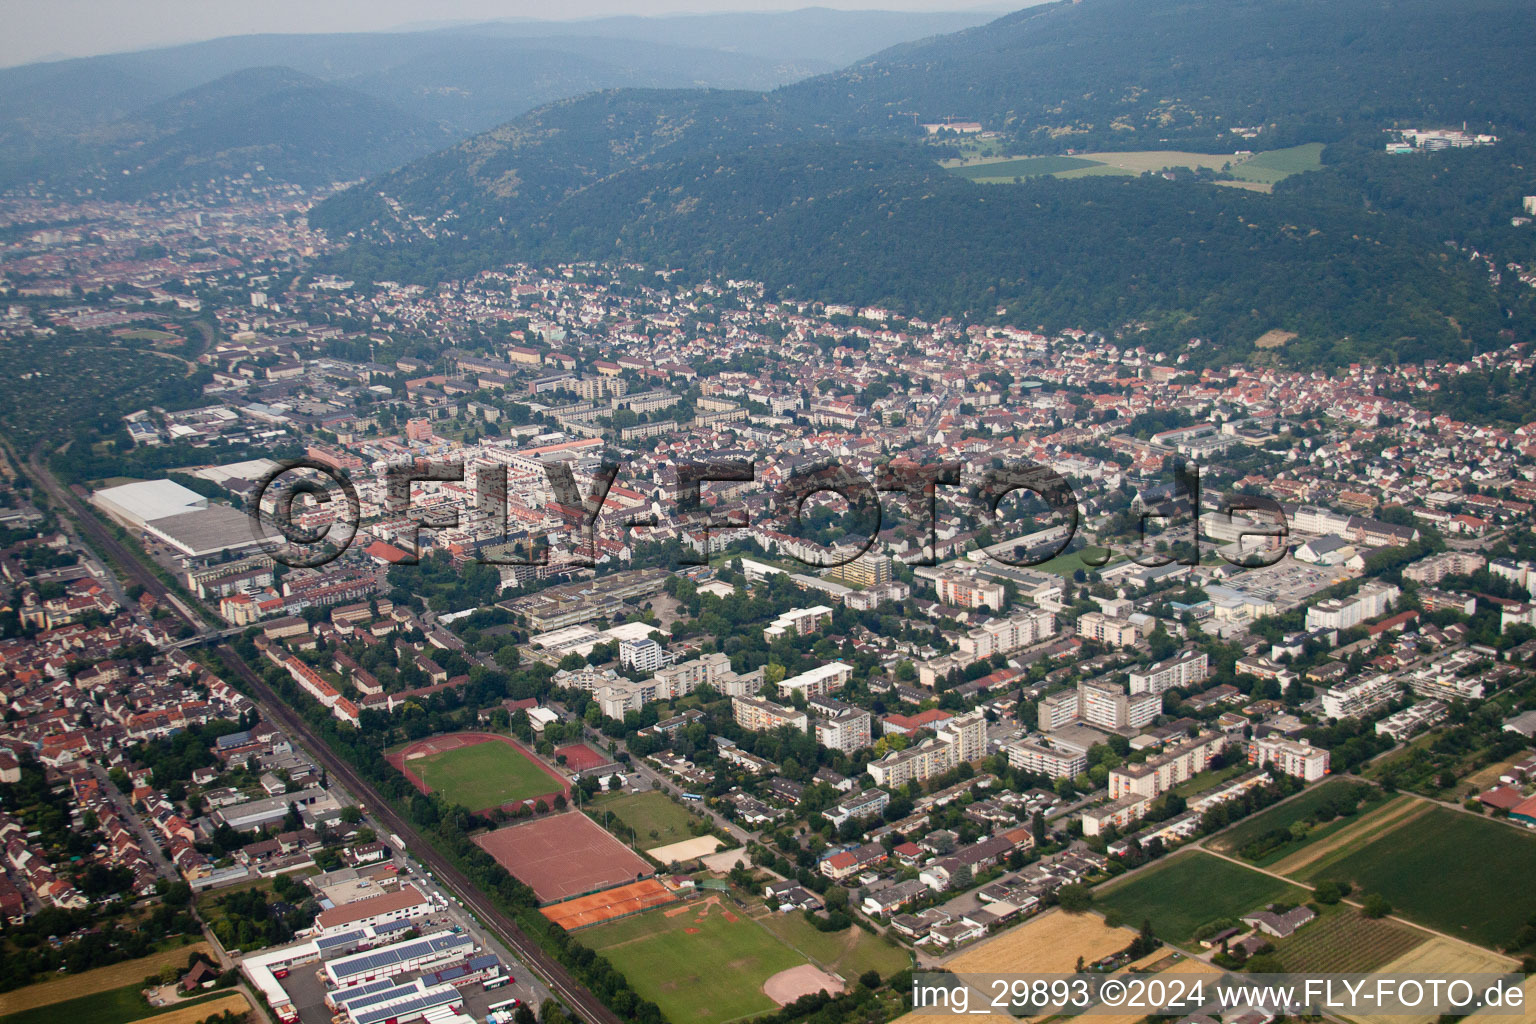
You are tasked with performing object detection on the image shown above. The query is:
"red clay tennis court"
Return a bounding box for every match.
[555,742,614,773]
[539,878,679,930]
[473,811,653,904]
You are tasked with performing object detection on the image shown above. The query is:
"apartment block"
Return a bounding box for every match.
[619,637,667,673]
[1037,688,1081,731]
[823,552,893,588]
[1248,735,1330,781]
[934,572,1006,611]
[959,608,1056,660]
[1305,582,1400,632]
[1081,794,1152,837]
[776,661,853,699]
[1128,649,1209,695]
[732,696,809,733]
[1108,732,1226,800]
[865,710,987,787]
[764,605,833,641]
[1078,679,1161,731]
[1403,550,1486,586]
[1005,738,1087,779]
[810,699,873,754]
[1320,673,1398,719]
[1076,611,1142,647]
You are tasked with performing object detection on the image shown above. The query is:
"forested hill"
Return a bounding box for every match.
[311,0,1536,365]
[787,0,1536,152]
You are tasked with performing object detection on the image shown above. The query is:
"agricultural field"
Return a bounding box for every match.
[1349,939,1518,1024]
[1271,907,1427,973]
[758,908,911,981]
[948,155,1102,180]
[1226,142,1325,183]
[0,983,237,1024]
[0,944,215,1017]
[948,908,1137,972]
[583,897,809,1024]
[589,790,701,845]
[1291,806,1536,950]
[888,912,1140,1024]
[944,143,1323,190]
[1096,851,1308,948]
[1267,797,1430,877]
[1206,779,1384,864]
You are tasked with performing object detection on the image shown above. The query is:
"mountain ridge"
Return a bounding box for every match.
[310,0,1536,365]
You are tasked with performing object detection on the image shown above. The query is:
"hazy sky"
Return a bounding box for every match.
[1,1,1001,68]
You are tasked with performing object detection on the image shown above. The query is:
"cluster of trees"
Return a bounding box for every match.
[205,876,318,950]
[0,884,197,991]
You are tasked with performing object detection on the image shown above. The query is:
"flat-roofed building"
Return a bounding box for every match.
[732,696,808,733]
[776,661,852,699]
[1129,649,1209,695]
[1320,673,1398,719]
[1249,736,1330,781]
[1005,738,1087,779]
[1079,679,1160,730]
[1076,611,1141,647]
[312,885,433,939]
[764,605,833,641]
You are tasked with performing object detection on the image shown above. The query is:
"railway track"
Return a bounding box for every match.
[24,446,619,1024]
[214,646,622,1024]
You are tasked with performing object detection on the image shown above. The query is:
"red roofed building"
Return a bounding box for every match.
[881,709,953,736]
[1479,785,1525,812]
[363,540,412,564]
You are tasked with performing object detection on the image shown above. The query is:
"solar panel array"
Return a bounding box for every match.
[350,983,460,1024]
[328,931,472,984]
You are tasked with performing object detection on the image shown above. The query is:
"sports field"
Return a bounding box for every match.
[540,877,679,930]
[1290,805,1536,950]
[475,811,653,903]
[1271,907,1426,973]
[759,908,911,981]
[1096,851,1308,947]
[391,732,566,812]
[583,898,809,1024]
[591,790,702,844]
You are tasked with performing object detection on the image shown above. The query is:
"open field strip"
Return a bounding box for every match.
[943,908,1137,972]
[1291,806,1536,950]
[891,911,1139,1024]
[0,943,215,1016]
[1268,796,1431,877]
[1346,939,1517,1024]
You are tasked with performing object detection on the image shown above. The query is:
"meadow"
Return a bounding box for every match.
[1292,806,1536,950]
[588,790,701,845]
[1095,851,1307,947]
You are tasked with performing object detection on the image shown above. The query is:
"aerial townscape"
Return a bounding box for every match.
[0,4,1534,1024]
